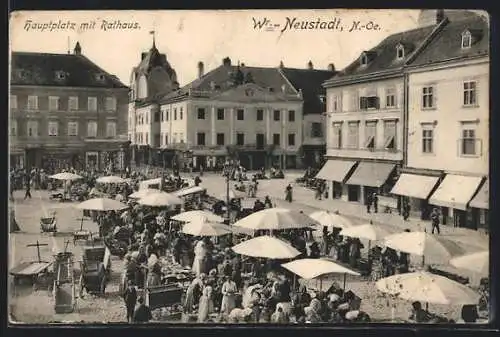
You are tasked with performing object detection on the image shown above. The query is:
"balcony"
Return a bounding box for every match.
[326,146,402,161]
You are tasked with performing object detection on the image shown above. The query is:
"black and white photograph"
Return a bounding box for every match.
[8,9,490,325]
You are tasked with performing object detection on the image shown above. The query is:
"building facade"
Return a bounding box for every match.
[9,42,130,172]
[320,21,442,208]
[394,13,489,230]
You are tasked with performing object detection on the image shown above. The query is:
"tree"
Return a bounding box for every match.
[244,71,254,83]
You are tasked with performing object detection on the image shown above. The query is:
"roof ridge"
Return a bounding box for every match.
[404,17,450,66]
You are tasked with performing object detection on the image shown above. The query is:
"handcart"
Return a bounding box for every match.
[73,216,92,244]
[78,245,111,296]
[40,211,57,233]
[9,241,53,288]
[53,242,77,313]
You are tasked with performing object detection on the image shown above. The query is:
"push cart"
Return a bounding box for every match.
[9,241,53,288]
[53,244,77,313]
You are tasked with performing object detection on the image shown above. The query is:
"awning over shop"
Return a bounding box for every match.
[469,178,489,209]
[428,174,484,211]
[345,162,396,188]
[315,159,357,182]
[390,173,440,200]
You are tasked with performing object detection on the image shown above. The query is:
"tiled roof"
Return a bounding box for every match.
[408,15,489,67]
[279,68,336,114]
[10,52,128,88]
[330,25,437,81]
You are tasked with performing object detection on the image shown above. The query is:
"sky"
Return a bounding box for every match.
[10,9,447,87]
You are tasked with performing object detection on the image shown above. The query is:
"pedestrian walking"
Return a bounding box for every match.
[430,208,441,234]
[123,280,137,323]
[365,193,372,213]
[372,193,379,213]
[133,296,152,323]
[24,174,32,200]
[285,184,293,203]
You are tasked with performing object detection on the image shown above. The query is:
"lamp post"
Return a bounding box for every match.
[226,173,231,224]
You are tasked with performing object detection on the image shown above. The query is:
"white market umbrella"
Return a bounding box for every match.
[450,250,489,276]
[340,223,396,242]
[49,172,83,181]
[376,271,480,305]
[232,208,319,231]
[383,231,467,265]
[232,235,301,259]
[137,191,183,207]
[172,210,225,223]
[182,218,232,237]
[76,197,129,211]
[129,189,158,199]
[309,210,353,230]
[96,175,127,184]
[282,258,360,279]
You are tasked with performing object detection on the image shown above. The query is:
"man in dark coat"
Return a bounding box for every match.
[133,296,152,323]
[430,208,441,234]
[123,280,137,323]
[24,172,32,200]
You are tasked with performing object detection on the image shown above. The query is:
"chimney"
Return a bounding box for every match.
[436,9,445,23]
[222,57,232,67]
[307,60,314,70]
[73,41,82,55]
[240,63,245,67]
[197,61,204,78]
[327,63,335,72]
[141,52,148,60]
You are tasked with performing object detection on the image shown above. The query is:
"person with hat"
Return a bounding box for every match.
[220,275,238,318]
[132,296,152,323]
[198,285,215,322]
[184,273,207,314]
[430,208,441,234]
[122,279,137,323]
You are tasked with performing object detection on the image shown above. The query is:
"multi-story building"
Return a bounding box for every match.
[155,58,334,170]
[391,13,489,230]
[320,17,444,208]
[9,42,130,171]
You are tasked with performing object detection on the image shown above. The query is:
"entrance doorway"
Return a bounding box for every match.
[86,152,99,171]
[347,185,359,202]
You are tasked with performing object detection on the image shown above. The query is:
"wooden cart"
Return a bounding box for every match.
[78,246,111,296]
[9,241,53,288]
[145,283,184,319]
[53,250,77,313]
[40,211,57,233]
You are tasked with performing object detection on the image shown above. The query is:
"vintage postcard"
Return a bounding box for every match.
[8,9,490,325]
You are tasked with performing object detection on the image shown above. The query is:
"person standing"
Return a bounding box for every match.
[285,184,293,203]
[24,172,32,200]
[431,208,441,234]
[372,192,379,213]
[220,275,238,319]
[123,280,137,323]
[133,296,152,323]
[365,193,372,213]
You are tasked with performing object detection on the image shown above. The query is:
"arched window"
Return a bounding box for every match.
[396,44,405,59]
[360,53,368,66]
[462,30,472,49]
[138,75,148,99]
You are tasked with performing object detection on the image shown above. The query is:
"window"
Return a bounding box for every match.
[461,129,477,155]
[49,96,60,111]
[288,133,295,146]
[256,109,264,121]
[396,44,404,59]
[273,110,280,121]
[311,122,323,138]
[68,96,79,111]
[55,71,66,80]
[160,133,163,146]
[161,110,164,122]
[347,122,359,148]
[27,120,39,137]
[145,132,149,145]
[165,134,168,145]
[173,109,177,120]
[154,111,160,122]
[87,121,97,137]
[273,133,280,146]
[237,109,244,121]
[364,121,377,149]
[331,123,342,148]
[88,97,97,111]
[360,53,368,65]
[173,133,177,144]
[179,133,184,143]
[145,112,149,124]
[332,95,339,112]
[48,121,59,136]
[67,122,78,136]
[217,133,225,146]
[422,86,435,109]
[256,133,265,149]
[422,128,434,153]
[106,122,116,138]
[236,133,245,146]
[463,81,477,106]
[197,132,206,146]
[179,107,183,120]
[105,97,116,111]
[166,110,169,121]
[462,31,472,49]
[217,108,225,120]
[197,108,205,120]
[10,95,17,109]
[27,95,38,110]
[288,110,295,122]
[360,96,379,110]
[383,120,397,150]
[10,119,17,136]
[385,88,396,108]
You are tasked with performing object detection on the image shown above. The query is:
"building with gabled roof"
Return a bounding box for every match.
[9,42,130,171]
[129,56,335,170]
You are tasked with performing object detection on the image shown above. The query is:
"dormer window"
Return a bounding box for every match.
[55,71,66,80]
[319,95,326,104]
[396,44,405,59]
[462,30,472,49]
[360,53,368,66]
[95,73,106,82]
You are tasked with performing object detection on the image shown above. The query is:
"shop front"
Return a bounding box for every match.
[468,178,489,231]
[315,159,357,200]
[428,174,484,229]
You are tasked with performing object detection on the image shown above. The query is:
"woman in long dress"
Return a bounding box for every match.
[184,274,206,314]
[192,239,207,276]
[220,275,238,317]
[198,286,215,322]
